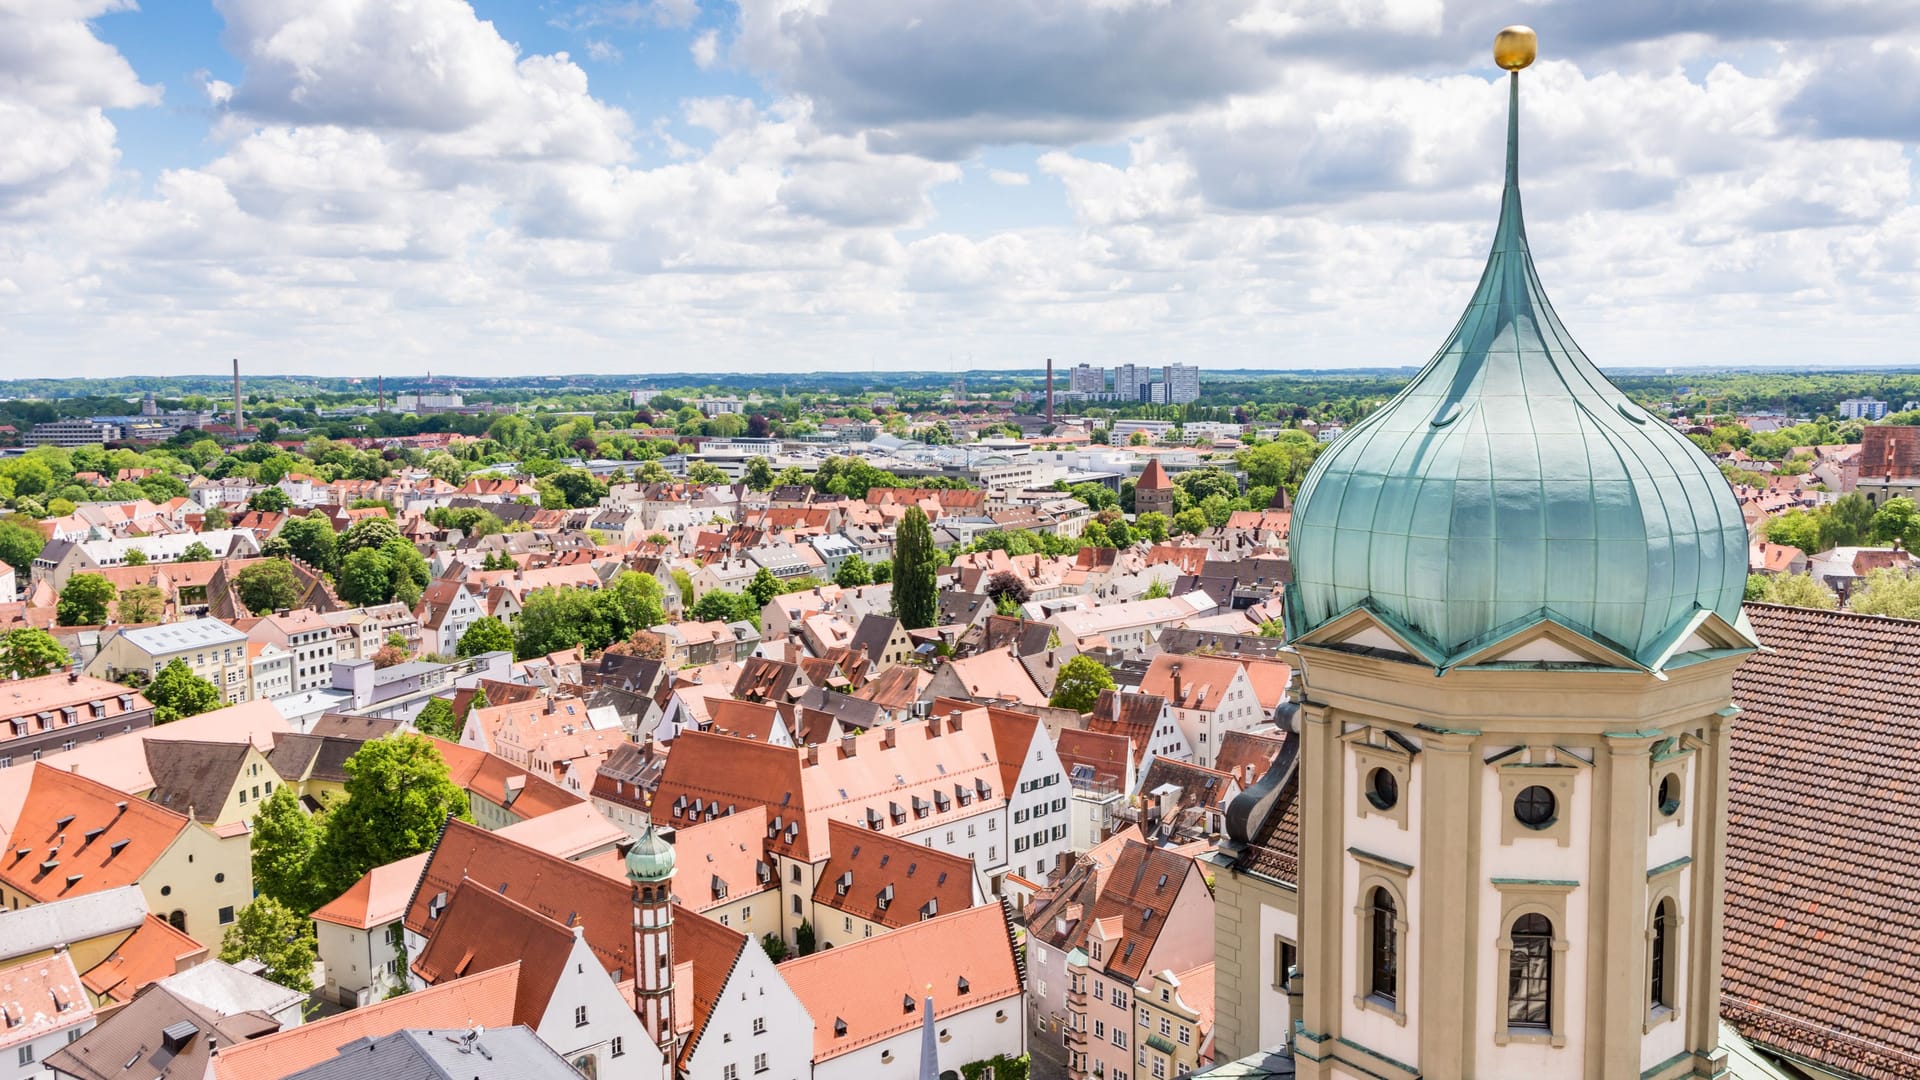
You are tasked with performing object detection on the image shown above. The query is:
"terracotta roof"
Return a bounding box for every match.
[1137,652,1244,712]
[0,675,149,746]
[1232,773,1300,887]
[411,882,575,1029]
[1137,459,1172,490]
[811,818,977,928]
[651,713,1007,864]
[209,963,520,1080]
[1088,689,1166,754]
[707,699,786,743]
[1055,729,1132,791]
[494,802,627,860]
[311,852,431,931]
[1721,604,1920,1080]
[852,665,927,711]
[0,766,189,904]
[1235,657,1292,712]
[1212,730,1287,789]
[1027,839,1200,984]
[1139,757,1236,814]
[431,738,581,819]
[81,913,208,1006]
[780,901,1023,1061]
[942,648,1049,708]
[0,949,92,1051]
[674,806,776,914]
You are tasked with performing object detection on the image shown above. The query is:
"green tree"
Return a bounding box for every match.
[1820,493,1876,550]
[1049,655,1117,712]
[1171,508,1208,536]
[891,506,937,630]
[219,898,316,993]
[1142,579,1171,600]
[1870,497,1918,546]
[247,487,291,513]
[834,554,873,588]
[0,519,46,574]
[1753,572,1839,610]
[147,658,224,722]
[761,933,790,963]
[117,583,164,624]
[456,616,515,658]
[337,548,397,606]
[747,567,780,609]
[744,457,776,492]
[544,468,609,510]
[413,697,463,741]
[1236,432,1320,492]
[0,628,70,679]
[1134,512,1170,544]
[1763,511,1821,556]
[685,462,729,485]
[378,538,429,608]
[122,548,148,567]
[514,586,610,658]
[235,559,303,615]
[1849,568,1920,619]
[201,506,230,529]
[250,786,322,912]
[690,589,758,627]
[597,571,667,640]
[1256,619,1286,639]
[312,733,472,898]
[1174,467,1239,505]
[179,541,214,562]
[57,573,117,626]
[340,516,401,557]
[278,514,339,573]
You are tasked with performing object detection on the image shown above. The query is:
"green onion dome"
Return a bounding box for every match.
[1287,72,1748,666]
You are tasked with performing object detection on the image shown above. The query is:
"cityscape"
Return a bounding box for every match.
[2,6,1919,1080]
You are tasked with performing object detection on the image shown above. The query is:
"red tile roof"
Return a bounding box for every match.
[811,818,977,928]
[1137,459,1172,490]
[780,901,1023,1061]
[311,852,431,931]
[0,950,92,1051]
[411,881,576,1029]
[1054,729,1132,791]
[431,738,581,819]
[211,962,521,1080]
[0,766,189,903]
[1137,652,1245,712]
[673,806,775,914]
[81,914,207,1006]
[1027,840,1201,983]
[1721,603,1920,1080]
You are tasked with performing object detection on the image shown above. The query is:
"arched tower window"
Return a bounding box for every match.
[1650,898,1674,1011]
[1368,887,1397,1003]
[1507,914,1552,1029]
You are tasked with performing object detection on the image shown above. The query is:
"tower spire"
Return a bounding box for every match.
[916,986,938,1080]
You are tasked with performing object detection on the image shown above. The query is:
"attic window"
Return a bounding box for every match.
[1156,873,1167,889]
[834,1018,848,1037]
[836,872,852,896]
[428,891,448,920]
[920,899,938,920]
[957,976,970,995]
[1122,942,1136,963]
[712,875,728,901]
[877,885,894,912]
[901,994,914,1014]
[107,839,129,860]
[54,815,74,831]
[889,802,907,825]
[82,828,104,847]
[1141,908,1155,926]
[933,791,951,812]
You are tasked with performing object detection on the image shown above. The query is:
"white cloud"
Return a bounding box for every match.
[7,0,1920,374]
[585,38,622,63]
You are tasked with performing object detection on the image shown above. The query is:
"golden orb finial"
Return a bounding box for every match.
[1494,25,1536,70]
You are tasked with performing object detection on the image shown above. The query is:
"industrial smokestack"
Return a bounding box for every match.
[1045,358,1055,425]
[232,358,242,432]
[378,375,385,413]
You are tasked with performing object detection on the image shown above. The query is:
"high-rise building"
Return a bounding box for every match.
[1164,363,1201,404]
[1112,363,1148,402]
[1283,37,1754,1079]
[1839,397,1889,420]
[1069,363,1105,395]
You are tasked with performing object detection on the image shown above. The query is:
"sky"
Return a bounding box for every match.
[3,0,1920,380]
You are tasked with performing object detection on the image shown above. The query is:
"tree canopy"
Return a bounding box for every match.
[235,559,303,614]
[147,658,224,723]
[219,898,316,993]
[56,573,117,626]
[456,615,515,658]
[0,628,70,679]
[892,506,937,630]
[311,733,472,899]
[1049,655,1117,712]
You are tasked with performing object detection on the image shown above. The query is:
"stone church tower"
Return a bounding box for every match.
[1283,28,1755,1080]
[628,823,679,1074]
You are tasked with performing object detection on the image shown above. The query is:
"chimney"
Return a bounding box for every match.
[1045,358,1055,425]
[232,357,242,432]
[948,709,963,733]
[805,742,819,766]
[1171,662,1183,705]
[881,726,896,750]
[841,732,857,758]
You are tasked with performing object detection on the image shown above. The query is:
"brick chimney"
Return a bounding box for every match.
[1171,662,1184,706]
[805,742,819,766]
[881,726,897,749]
[841,732,857,758]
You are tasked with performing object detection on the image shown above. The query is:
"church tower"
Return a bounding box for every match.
[1286,27,1754,1080]
[628,824,679,1072]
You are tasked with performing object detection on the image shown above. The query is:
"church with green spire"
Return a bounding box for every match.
[1280,26,1756,1080]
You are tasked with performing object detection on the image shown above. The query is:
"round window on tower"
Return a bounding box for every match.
[1657,774,1681,817]
[1366,767,1399,811]
[1513,785,1557,830]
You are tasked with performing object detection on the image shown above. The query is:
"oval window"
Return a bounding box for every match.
[1514,785,1556,829]
[1366,767,1399,811]
[1657,774,1680,817]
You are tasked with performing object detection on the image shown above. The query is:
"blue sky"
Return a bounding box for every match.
[4,1,1920,378]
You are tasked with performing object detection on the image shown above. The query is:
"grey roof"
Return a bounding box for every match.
[847,614,900,663]
[372,660,445,686]
[117,617,248,653]
[145,740,252,823]
[267,732,362,785]
[283,1026,584,1080]
[0,885,148,965]
[156,961,304,1021]
[45,983,280,1080]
